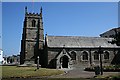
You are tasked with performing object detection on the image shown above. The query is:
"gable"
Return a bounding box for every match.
[55,49,71,60]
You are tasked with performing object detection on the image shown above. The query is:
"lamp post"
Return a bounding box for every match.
[99,46,103,75]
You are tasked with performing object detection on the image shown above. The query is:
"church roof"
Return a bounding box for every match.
[46,36,119,48]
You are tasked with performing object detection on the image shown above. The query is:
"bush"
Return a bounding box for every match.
[84,65,120,72]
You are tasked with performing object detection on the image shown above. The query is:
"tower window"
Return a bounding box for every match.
[94,51,99,60]
[32,20,36,27]
[82,51,88,60]
[104,51,109,60]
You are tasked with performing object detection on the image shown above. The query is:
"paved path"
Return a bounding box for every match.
[50,67,120,78]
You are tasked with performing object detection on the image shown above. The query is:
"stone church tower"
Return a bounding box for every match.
[20,7,44,65]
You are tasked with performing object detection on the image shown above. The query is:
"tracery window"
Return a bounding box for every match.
[94,51,99,60]
[71,51,76,60]
[104,51,109,60]
[82,51,88,60]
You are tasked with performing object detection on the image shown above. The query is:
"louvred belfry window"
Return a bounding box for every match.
[32,20,36,27]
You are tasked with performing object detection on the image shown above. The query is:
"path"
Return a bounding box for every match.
[50,66,120,78]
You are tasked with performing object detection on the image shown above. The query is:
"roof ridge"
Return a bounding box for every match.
[47,35,114,39]
[47,35,99,38]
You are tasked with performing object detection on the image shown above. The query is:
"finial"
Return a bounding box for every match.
[40,7,42,13]
[45,32,48,36]
[25,6,27,13]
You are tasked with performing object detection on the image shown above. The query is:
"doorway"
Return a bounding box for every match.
[60,55,69,68]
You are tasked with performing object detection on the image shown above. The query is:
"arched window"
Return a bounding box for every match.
[82,51,88,60]
[94,51,99,60]
[71,51,76,60]
[104,51,109,60]
[32,20,36,27]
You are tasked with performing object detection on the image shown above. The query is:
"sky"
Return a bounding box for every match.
[2,0,120,2]
[2,2,118,56]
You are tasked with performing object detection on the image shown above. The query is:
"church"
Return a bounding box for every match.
[20,7,120,69]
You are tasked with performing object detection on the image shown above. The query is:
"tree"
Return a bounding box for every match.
[110,28,120,46]
[110,28,120,65]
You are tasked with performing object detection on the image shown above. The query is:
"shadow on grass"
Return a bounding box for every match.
[2,76,119,80]
[1,78,105,80]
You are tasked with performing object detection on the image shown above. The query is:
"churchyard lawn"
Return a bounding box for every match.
[1,66,120,80]
[1,66,64,79]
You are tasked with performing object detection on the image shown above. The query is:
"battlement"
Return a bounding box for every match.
[24,6,42,17]
[26,12,40,16]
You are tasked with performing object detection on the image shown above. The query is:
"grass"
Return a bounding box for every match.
[95,74,120,80]
[2,78,91,80]
[1,66,64,78]
[2,66,120,80]
[39,78,90,80]
[103,65,120,69]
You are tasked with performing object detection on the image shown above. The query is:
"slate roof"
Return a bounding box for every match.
[46,36,119,48]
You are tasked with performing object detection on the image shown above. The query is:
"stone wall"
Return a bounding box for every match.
[47,48,118,69]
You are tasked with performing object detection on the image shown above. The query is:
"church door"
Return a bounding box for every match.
[61,55,69,68]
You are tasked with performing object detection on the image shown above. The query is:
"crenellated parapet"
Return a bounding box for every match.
[25,6,42,18]
[26,13,40,16]
[25,13,40,18]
